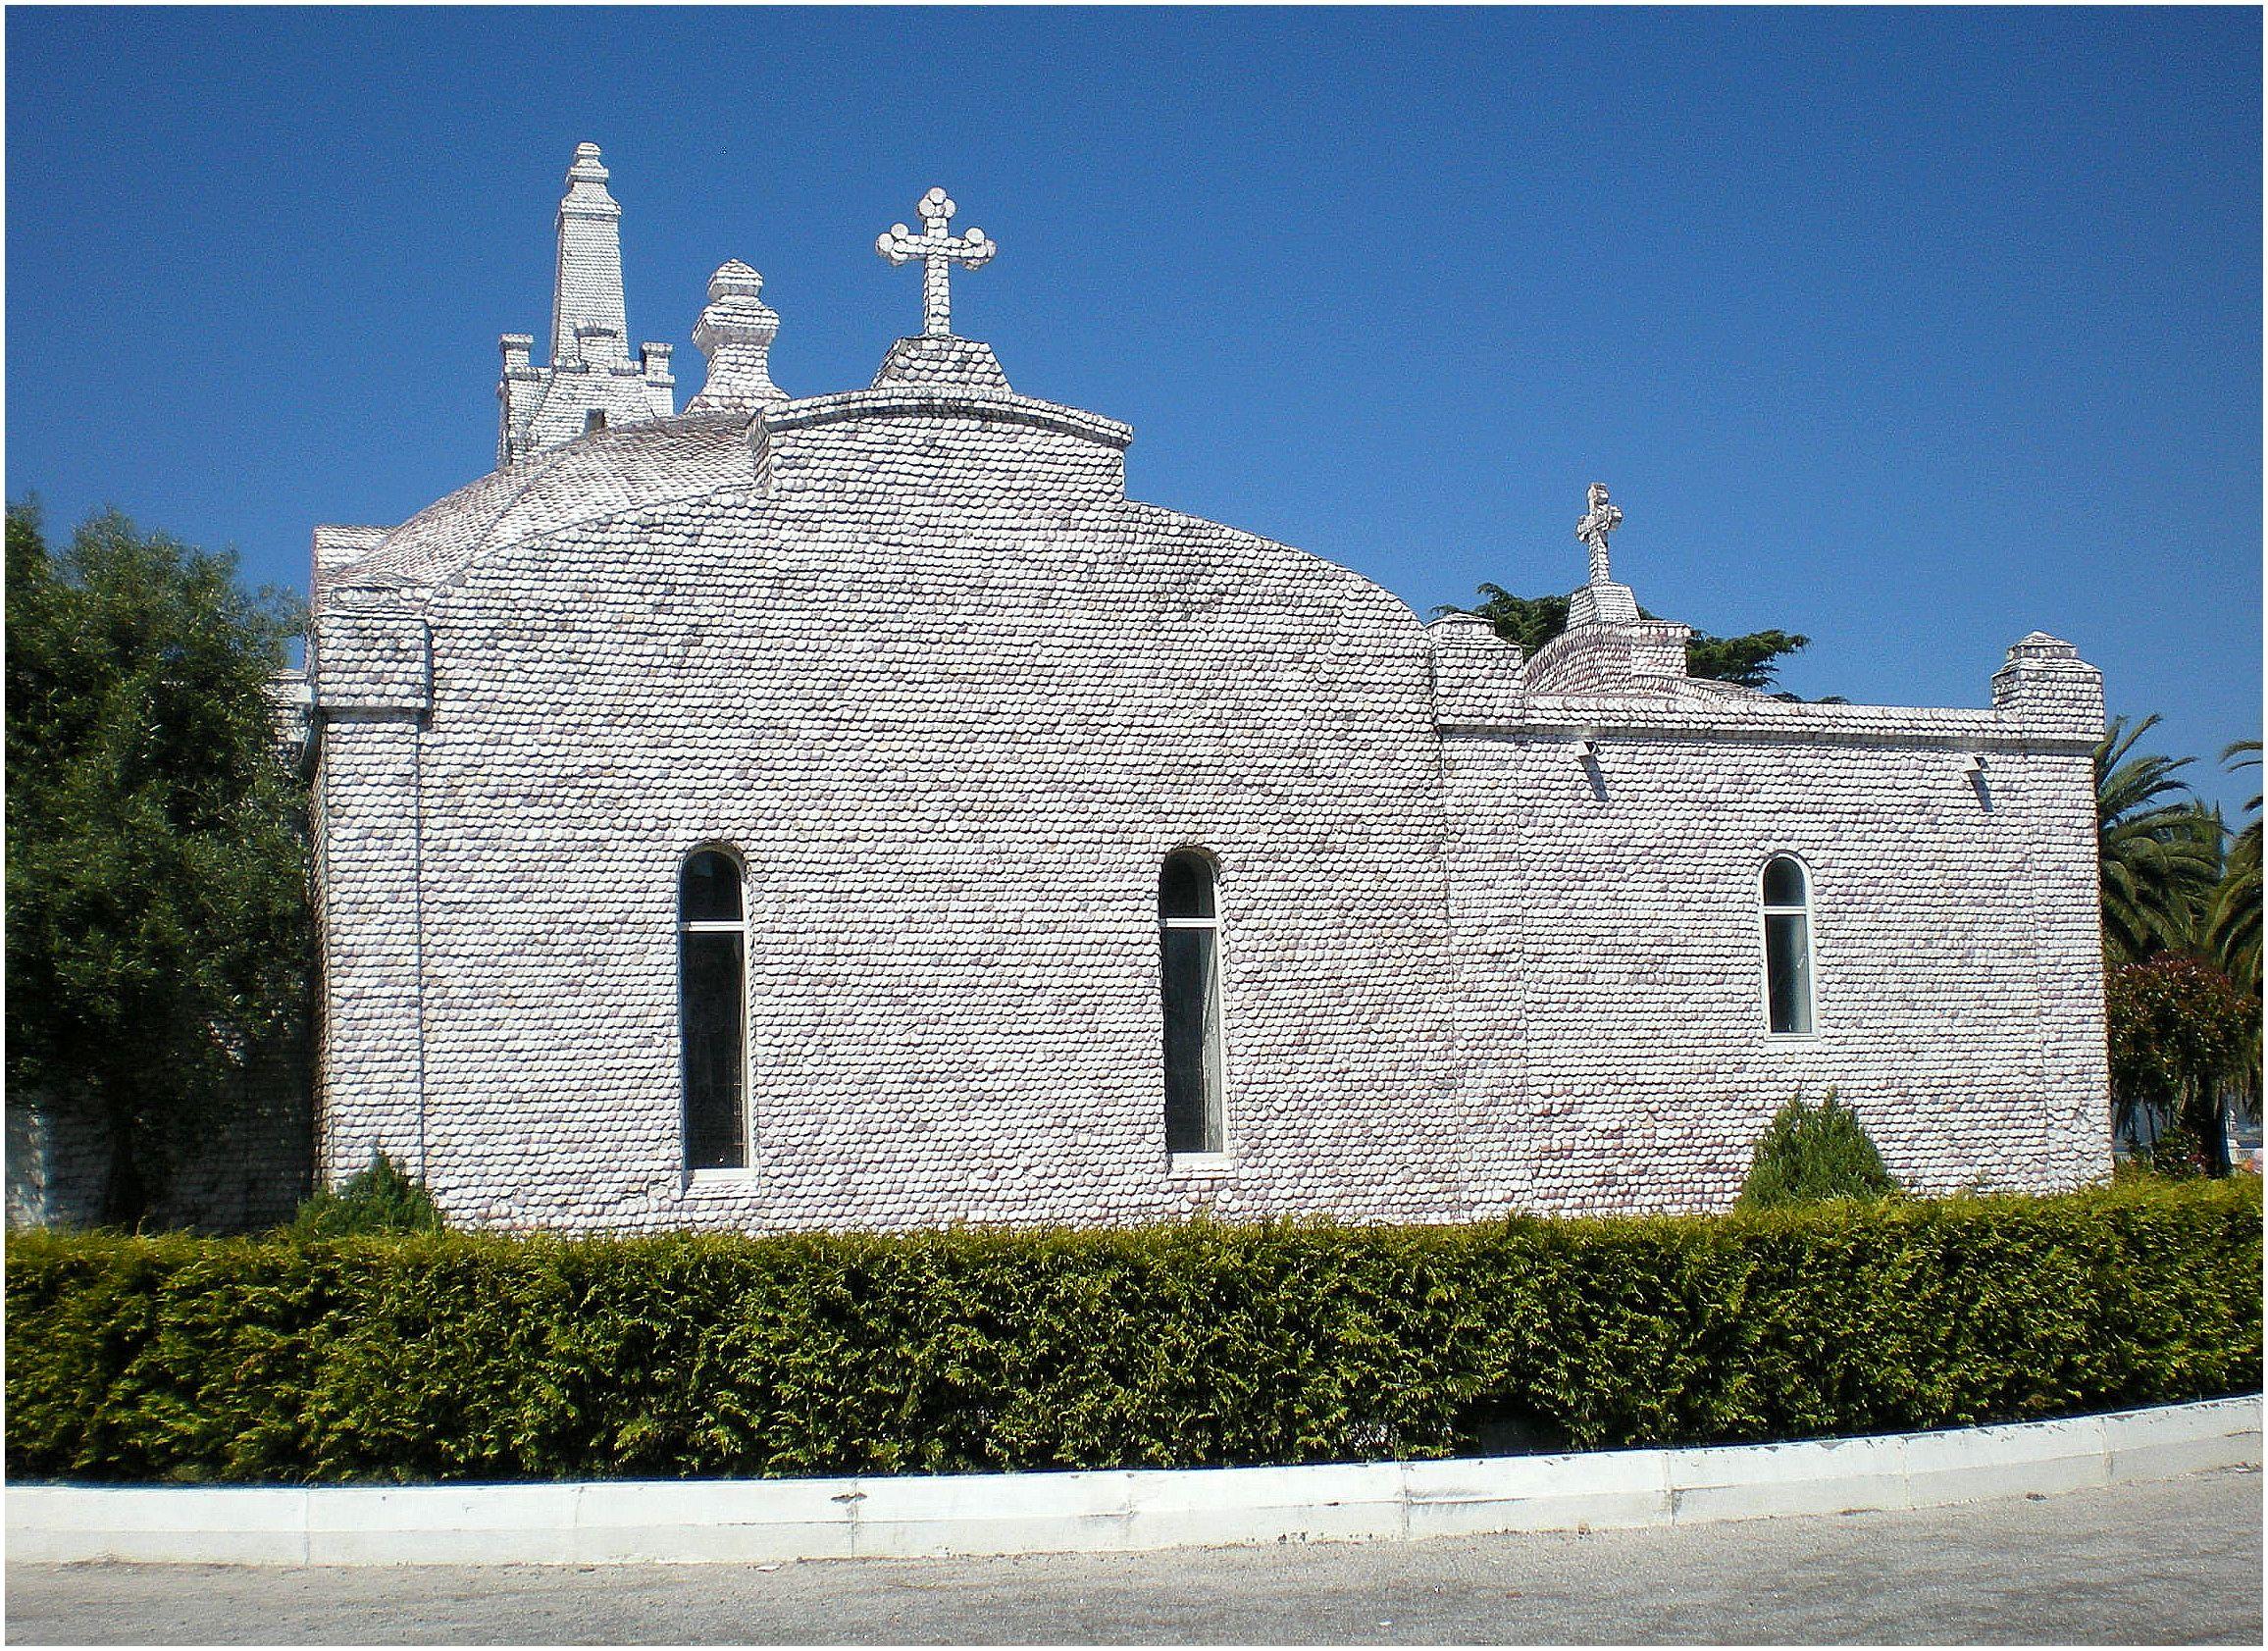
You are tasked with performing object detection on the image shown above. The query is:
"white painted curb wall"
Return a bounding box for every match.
[11,1396,2257,1566]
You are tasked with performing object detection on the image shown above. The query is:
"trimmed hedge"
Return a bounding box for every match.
[7,1179,2260,1485]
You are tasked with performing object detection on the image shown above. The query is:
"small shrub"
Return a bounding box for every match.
[2143,1123,2212,1180]
[2112,1123,2216,1184]
[283,1154,443,1238]
[1735,1088,1900,1210]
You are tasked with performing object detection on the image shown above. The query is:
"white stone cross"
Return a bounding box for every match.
[876,188,997,338]
[1576,483,1624,586]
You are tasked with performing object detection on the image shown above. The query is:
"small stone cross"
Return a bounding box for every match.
[1576,483,1624,586]
[876,188,997,338]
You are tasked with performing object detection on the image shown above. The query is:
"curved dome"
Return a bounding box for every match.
[352,412,757,588]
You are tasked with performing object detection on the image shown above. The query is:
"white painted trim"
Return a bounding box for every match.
[1158,849,1228,1157]
[683,1167,753,1191]
[9,1397,2254,1567]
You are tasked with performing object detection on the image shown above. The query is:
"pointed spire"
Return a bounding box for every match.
[551,142,627,366]
[496,143,673,468]
[689,260,789,414]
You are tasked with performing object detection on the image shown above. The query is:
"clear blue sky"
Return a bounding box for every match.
[9,7,2260,811]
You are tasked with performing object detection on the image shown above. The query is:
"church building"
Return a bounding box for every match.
[298,144,2109,1232]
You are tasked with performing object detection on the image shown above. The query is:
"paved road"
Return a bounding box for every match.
[9,1466,2260,1645]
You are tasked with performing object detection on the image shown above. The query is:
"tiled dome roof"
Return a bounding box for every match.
[350,412,756,588]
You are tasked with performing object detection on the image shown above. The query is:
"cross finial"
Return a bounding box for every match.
[1576,482,1624,586]
[875,187,997,338]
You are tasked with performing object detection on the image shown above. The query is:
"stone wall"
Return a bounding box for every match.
[1437,609,2105,1211]
[1442,712,2103,1213]
[329,401,1469,1232]
[5,1093,108,1229]
[307,356,2110,1232]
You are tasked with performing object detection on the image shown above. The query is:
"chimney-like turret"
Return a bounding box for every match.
[689,261,790,414]
[495,143,676,468]
[551,143,627,366]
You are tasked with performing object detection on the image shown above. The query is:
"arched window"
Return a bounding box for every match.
[1159,851,1225,1154]
[679,849,747,1169]
[1761,855,1815,1036]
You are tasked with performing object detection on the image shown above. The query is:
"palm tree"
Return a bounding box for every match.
[2095,715,2221,965]
[2204,740,2261,1002]
[2202,741,2262,1151]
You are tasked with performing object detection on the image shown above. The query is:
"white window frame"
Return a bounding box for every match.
[1160,849,1232,1169]
[1759,852,1821,1041]
[678,845,752,1179]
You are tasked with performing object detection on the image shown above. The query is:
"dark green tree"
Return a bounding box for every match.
[1439,584,1813,692]
[1683,629,1813,692]
[284,1151,444,1237]
[6,504,312,1225]
[1451,585,1570,657]
[2202,740,2262,1138]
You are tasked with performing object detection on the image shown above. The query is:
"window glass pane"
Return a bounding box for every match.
[681,930,747,1168]
[1766,911,1812,1035]
[1763,856,1806,908]
[1161,926,1221,1152]
[680,850,743,923]
[1159,852,1215,920]
[1199,928,1225,1146]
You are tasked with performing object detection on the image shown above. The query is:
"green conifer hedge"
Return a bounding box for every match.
[7,1179,2259,1485]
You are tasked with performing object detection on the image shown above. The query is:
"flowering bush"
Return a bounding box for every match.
[2106,955,2256,1172]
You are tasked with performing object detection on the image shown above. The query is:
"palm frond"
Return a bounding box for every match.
[2095,715,2220,965]
[2206,740,2262,1001]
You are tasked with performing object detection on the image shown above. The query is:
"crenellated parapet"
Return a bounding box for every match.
[1429,483,2103,759]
